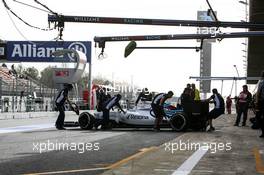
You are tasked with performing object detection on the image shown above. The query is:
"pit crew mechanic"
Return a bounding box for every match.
[96,87,111,112]
[151,91,174,131]
[94,94,126,129]
[206,88,225,132]
[55,84,74,130]
[135,88,153,106]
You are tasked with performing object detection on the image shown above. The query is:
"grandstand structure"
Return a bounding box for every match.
[0,66,57,113]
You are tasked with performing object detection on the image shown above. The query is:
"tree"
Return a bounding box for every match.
[23,67,39,80]
[77,73,90,89]
[15,64,24,75]
[40,66,55,88]
[92,76,112,86]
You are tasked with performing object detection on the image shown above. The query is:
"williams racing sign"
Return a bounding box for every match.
[6,41,91,63]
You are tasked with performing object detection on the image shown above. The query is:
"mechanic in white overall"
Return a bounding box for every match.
[151,91,174,131]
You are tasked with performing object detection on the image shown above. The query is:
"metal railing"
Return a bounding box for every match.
[0,77,58,113]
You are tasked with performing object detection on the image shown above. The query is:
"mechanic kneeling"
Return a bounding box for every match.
[151,91,174,131]
[94,94,126,129]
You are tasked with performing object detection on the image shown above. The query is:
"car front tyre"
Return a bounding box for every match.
[78,112,95,130]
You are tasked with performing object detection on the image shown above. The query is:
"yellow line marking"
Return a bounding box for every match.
[253,147,264,174]
[22,146,158,175]
[107,133,187,170]
[93,163,111,166]
[107,146,158,169]
[23,167,108,175]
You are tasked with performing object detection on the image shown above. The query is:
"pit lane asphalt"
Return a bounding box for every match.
[0,116,182,175]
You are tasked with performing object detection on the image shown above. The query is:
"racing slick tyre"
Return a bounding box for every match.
[170,113,189,132]
[78,112,95,130]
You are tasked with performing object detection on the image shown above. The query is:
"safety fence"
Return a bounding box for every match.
[0,77,58,113]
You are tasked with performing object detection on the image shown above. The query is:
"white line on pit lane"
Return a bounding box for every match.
[172,146,209,175]
[0,124,54,134]
[155,169,214,173]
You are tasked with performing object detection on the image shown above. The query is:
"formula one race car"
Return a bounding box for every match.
[67,101,209,132]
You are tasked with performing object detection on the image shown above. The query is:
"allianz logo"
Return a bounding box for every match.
[11,42,87,58]
[68,42,87,60]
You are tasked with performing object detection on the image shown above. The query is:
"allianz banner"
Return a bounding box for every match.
[6,41,91,63]
[0,43,7,61]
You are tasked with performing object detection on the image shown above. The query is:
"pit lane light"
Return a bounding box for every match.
[123,40,203,58]
[124,41,137,58]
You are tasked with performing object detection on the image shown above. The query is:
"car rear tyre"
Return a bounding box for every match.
[170,113,188,132]
[78,112,95,130]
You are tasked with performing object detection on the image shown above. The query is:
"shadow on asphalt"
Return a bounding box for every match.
[15,152,41,156]
[21,129,61,133]
[69,128,185,134]
[20,127,204,134]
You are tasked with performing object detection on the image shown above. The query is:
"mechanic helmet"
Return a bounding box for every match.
[167,91,174,97]
[116,94,122,100]
[212,88,218,94]
[65,83,73,90]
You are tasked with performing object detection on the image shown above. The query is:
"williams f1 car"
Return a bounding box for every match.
[65,101,209,132]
